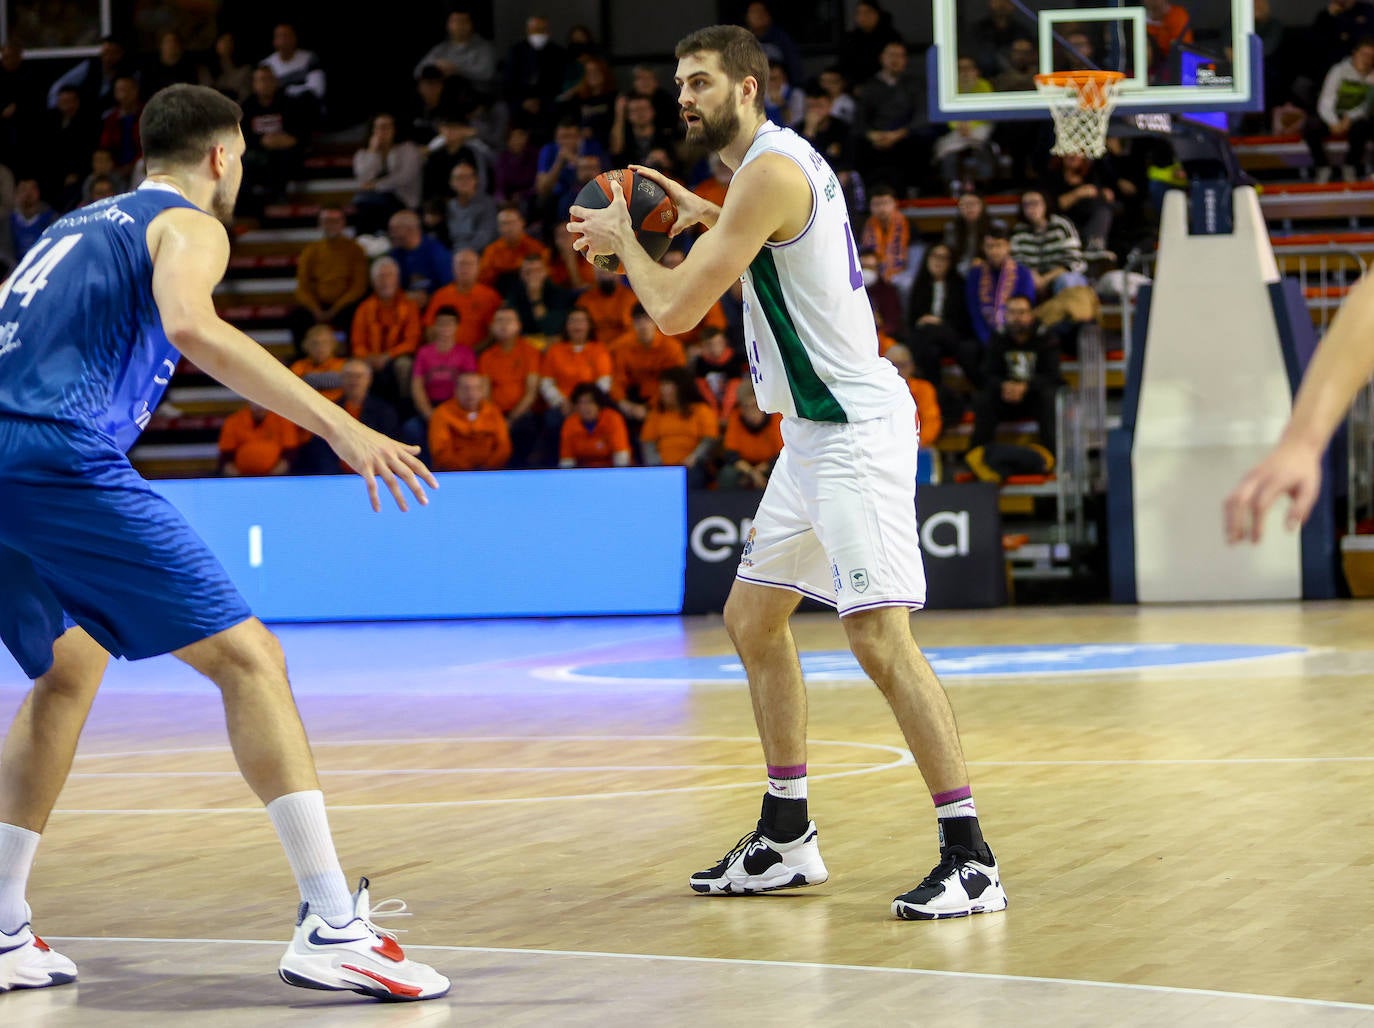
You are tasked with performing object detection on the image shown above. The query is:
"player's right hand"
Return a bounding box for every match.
[1223,441,1322,544]
[629,164,716,237]
[330,421,439,513]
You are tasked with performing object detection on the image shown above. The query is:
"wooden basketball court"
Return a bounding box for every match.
[1,603,1372,1026]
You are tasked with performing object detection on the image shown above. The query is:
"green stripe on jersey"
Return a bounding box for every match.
[748,249,847,423]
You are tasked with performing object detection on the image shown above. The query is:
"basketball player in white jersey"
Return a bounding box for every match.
[569,25,1006,920]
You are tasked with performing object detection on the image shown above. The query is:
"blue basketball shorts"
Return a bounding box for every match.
[0,417,252,680]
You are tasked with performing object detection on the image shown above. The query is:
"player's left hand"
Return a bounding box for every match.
[1223,440,1322,544]
[567,178,632,263]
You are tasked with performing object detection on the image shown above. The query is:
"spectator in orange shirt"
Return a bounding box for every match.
[541,308,614,410]
[537,307,613,465]
[290,324,346,402]
[575,266,638,343]
[478,305,542,465]
[350,255,422,406]
[640,367,720,489]
[428,372,512,471]
[560,383,632,468]
[883,342,943,446]
[424,248,503,345]
[611,303,687,422]
[479,203,549,293]
[1143,0,1193,72]
[218,402,301,477]
[718,379,783,490]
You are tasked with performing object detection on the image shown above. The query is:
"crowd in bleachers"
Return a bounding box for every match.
[0,1,1360,486]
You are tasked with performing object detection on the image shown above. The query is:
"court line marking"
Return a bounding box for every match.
[54,736,914,814]
[969,757,1374,766]
[532,649,1319,686]
[65,762,884,779]
[39,936,1374,1013]
[71,734,906,761]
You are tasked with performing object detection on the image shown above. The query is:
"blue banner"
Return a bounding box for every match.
[152,469,687,620]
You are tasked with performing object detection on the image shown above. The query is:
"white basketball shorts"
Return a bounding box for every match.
[736,405,927,615]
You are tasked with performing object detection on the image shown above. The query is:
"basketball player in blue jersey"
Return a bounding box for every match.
[569,26,1006,921]
[0,85,449,1000]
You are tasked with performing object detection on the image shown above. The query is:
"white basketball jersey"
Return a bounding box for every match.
[737,122,908,422]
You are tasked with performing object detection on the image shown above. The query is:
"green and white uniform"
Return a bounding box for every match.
[739,122,909,422]
[734,122,926,615]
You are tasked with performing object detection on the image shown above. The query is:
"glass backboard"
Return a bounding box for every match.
[929,0,1259,121]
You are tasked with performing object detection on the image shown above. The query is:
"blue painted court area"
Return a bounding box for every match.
[553,643,1309,684]
[0,617,691,695]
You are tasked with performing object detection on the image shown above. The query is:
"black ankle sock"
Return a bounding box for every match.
[939,814,991,861]
[760,792,808,842]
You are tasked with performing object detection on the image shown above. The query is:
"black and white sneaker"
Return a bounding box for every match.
[689,821,829,895]
[891,845,1007,920]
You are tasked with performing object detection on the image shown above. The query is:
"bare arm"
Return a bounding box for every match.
[149,208,436,511]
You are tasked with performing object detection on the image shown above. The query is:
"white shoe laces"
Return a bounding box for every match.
[365,896,411,939]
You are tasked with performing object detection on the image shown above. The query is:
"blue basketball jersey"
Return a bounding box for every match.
[0,181,202,452]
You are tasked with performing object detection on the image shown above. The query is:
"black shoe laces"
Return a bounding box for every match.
[917,846,982,889]
[710,826,766,872]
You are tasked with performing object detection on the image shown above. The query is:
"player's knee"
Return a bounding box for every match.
[723,593,772,651]
[843,617,897,682]
[188,619,287,688]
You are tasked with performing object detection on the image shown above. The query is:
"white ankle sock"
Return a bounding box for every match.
[266,790,353,924]
[0,823,39,935]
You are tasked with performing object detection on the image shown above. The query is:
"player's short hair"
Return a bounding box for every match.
[675,25,769,115]
[141,84,243,168]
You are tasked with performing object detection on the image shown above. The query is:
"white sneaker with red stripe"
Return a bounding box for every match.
[278,878,449,1001]
[0,908,78,991]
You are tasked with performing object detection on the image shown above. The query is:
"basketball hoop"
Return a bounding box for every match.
[1034,70,1125,159]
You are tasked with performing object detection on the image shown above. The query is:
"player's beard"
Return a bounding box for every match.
[687,101,740,153]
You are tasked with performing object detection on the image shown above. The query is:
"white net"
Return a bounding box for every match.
[1034,72,1124,159]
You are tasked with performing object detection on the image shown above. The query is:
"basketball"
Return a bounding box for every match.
[572,168,678,273]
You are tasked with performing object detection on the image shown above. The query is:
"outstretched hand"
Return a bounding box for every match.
[330,420,439,512]
[1223,441,1322,544]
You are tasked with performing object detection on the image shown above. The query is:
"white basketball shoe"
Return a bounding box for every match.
[690,821,829,895]
[0,908,78,991]
[278,878,450,1001]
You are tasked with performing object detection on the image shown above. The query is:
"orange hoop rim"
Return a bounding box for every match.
[1034,70,1126,109]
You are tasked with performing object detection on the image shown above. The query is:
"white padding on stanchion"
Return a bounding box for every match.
[1132,187,1301,602]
